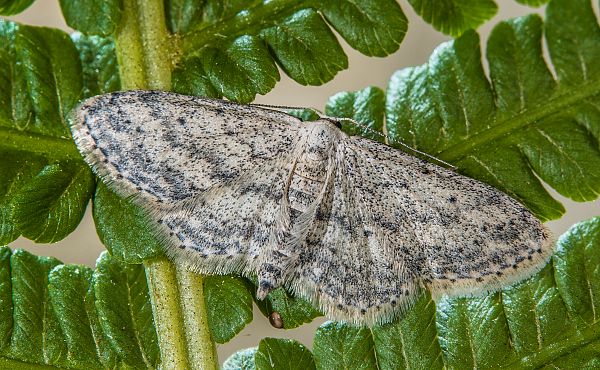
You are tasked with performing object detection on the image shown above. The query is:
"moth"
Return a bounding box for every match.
[71,90,553,326]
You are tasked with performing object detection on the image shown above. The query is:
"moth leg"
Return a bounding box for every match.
[255,217,301,300]
[256,249,296,299]
[255,152,301,300]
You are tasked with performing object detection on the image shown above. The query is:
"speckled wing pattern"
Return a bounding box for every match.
[71,90,554,326]
[71,90,301,204]
[339,139,552,307]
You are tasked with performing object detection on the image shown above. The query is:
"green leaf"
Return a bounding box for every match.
[553,220,600,326]
[516,0,549,6]
[502,264,572,356]
[0,0,34,16]
[4,249,63,365]
[0,247,12,352]
[313,322,377,370]
[320,0,407,57]
[172,56,221,98]
[407,0,498,37]
[0,21,83,150]
[0,151,45,245]
[48,265,102,369]
[201,35,280,103]
[371,292,444,369]
[436,295,515,368]
[545,0,600,86]
[223,347,257,370]
[0,357,57,370]
[83,276,120,369]
[326,87,386,142]
[0,21,93,244]
[175,0,405,101]
[11,162,94,243]
[204,275,253,344]
[287,108,321,122]
[509,217,600,367]
[255,338,315,370]
[254,286,321,330]
[164,0,204,34]
[93,182,164,264]
[334,0,600,221]
[199,0,262,24]
[261,9,347,87]
[0,247,162,368]
[486,16,556,117]
[93,251,160,368]
[13,24,83,137]
[59,0,122,36]
[72,33,121,97]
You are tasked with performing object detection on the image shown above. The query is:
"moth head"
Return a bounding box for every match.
[303,120,341,160]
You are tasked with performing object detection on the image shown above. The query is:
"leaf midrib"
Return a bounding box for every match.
[437,79,600,162]
[505,319,600,369]
[0,355,61,369]
[0,126,82,161]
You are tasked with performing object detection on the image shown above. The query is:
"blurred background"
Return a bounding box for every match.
[5,0,600,362]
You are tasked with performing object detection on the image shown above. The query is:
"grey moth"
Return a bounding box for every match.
[70,90,553,326]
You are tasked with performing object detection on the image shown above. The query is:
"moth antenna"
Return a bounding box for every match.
[251,103,456,170]
[250,102,317,112]
[332,116,457,171]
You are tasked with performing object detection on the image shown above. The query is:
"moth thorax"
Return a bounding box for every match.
[287,125,334,216]
[303,120,338,161]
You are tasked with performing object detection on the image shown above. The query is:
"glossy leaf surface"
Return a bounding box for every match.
[0,248,160,369]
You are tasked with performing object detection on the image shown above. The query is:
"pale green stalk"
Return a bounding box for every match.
[114,1,218,368]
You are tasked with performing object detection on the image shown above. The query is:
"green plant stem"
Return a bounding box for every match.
[114,0,145,89]
[114,0,218,368]
[144,258,189,369]
[135,0,172,90]
[114,0,172,90]
[176,267,218,370]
